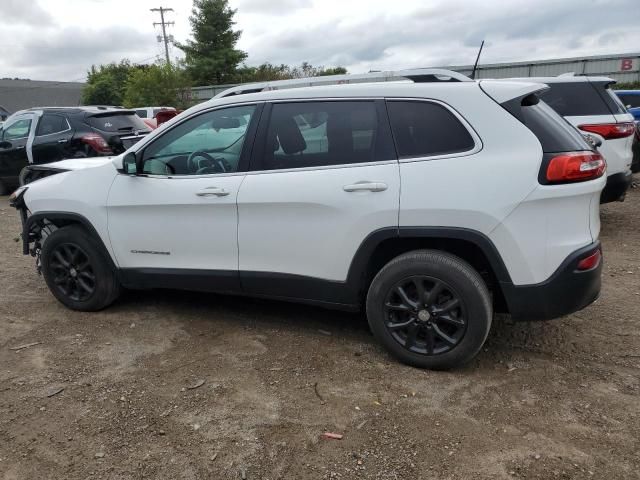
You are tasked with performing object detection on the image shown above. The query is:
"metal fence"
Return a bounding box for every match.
[190,52,640,103]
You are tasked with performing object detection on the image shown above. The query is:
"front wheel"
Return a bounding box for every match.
[41,226,121,311]
[366,250,492,370]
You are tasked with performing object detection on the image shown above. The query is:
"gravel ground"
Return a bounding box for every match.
[1,179,639,480]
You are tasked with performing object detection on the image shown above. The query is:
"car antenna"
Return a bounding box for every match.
[471,40,485,80]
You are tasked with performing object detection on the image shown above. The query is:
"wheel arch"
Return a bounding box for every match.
[24,212,118,270]
[347,227,513,312]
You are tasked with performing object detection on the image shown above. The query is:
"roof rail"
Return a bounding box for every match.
[214,68,471,99]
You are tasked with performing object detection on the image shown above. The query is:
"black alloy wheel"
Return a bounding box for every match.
[384,275,467,355]
[366,250,492,370]
[48,243,96,302]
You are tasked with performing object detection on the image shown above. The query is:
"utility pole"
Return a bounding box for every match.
[151,7,175,65]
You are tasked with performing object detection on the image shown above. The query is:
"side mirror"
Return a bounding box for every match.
[122,151,140,175]
[0,140,11,149]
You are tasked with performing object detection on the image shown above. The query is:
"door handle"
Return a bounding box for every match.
[195,187,229,197]
[57,138,69,144]
[343,182,388,192]
[15,145,25,150]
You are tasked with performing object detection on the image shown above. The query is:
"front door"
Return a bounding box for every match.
[237,100,400,303]
[107,103,261,290]
[0,114,36,183]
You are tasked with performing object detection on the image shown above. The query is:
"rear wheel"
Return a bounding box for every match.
[41,226,121,311]
[366,250,492,370]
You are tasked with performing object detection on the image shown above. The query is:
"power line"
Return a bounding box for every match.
[151,7,175,66]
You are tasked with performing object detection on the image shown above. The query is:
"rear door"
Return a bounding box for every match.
[0,114,36,182]
[31,113,74,164]
[237,99,399,303]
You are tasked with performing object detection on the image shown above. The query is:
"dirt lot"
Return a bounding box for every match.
[1,181,639,480]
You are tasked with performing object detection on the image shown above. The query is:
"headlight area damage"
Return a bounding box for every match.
[21,164,70,186]
[9,187,56,272]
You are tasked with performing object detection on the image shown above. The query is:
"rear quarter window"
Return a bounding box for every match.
[504,94,592,153]
[386,101,475,158]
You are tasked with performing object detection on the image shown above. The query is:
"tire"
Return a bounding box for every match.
[41,225,121,311]
[366,250,492,370]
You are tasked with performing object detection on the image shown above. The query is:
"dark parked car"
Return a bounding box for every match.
[0,106,150,193]
[615,90,640,122]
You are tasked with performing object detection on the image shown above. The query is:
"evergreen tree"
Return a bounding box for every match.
[177,0,247,86]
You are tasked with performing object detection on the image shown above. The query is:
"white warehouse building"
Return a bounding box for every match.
[447,52,640,82]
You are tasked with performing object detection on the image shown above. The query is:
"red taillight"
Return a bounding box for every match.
[546,151,606,183]
[578,122,636,140]
[577,249,601,271]
[81,133,112,154]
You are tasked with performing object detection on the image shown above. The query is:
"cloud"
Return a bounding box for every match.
[1,26,158,80]
[235,0,311,15]
[0,0,639,81]
[1,0,52,25]
[236,0,640,71]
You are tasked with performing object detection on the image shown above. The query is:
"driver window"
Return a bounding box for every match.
[141,104,256,176]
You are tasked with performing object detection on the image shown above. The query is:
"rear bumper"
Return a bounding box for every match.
[501,242,602,321]
[600,171,632,203]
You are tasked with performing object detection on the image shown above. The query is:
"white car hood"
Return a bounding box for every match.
[41,157,115,171]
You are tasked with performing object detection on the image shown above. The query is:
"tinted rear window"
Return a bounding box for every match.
[386,101,475,158]
[87,112,149,132]
[539,82,623,116]
[510,95,591,152]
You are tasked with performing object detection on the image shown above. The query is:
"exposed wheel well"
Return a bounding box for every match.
[361,237,508,313]
[26,213,117,271]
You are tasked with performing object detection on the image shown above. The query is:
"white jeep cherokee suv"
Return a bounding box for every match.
[10,70,606,369]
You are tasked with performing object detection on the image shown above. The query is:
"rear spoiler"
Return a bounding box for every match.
[478,80,549,104]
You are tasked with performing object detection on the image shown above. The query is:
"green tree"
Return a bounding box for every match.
[318,66,348,76]
[82,60,139,106]
[236,62,348,83]
[176,0,247,86]
[614,81,640,90]
[123,63,191,109]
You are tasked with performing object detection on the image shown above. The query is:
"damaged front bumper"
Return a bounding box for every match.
[9,187,41,257]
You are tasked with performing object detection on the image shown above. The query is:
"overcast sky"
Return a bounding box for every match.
[2,0,639,82]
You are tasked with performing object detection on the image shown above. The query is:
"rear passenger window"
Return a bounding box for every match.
[386,101,475,158]
[36,114,68,136]
[261,101,395,170]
